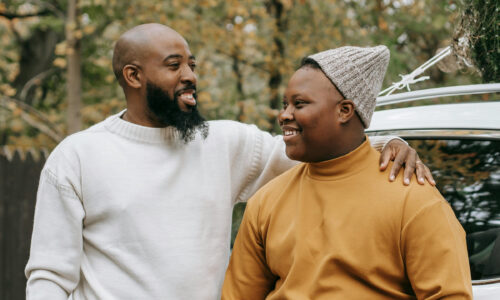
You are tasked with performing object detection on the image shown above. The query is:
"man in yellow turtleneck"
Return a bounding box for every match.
[222,46,472,299]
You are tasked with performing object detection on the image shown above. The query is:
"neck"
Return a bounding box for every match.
[122,109,162,128]
[124,92,163,128]
[307,136,374,179]
[332,132,366,160]
[315,125,365,162]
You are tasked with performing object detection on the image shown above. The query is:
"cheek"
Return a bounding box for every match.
[299,110,326,138]
[157,74,179,91]
[302,112,337,152]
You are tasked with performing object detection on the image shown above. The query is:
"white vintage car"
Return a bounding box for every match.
[370,83,500,299]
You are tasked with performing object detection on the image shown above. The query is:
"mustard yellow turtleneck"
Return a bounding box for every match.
[222,138,472,300]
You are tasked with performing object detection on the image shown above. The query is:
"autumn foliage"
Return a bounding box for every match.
[0,0,487,149]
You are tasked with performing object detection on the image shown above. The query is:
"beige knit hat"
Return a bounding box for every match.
[308,45,390,128]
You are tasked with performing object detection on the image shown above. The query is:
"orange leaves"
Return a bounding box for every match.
[199,0,219,8]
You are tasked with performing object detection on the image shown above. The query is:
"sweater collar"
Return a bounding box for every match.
[306,137,376,180]
[104,110,180,144]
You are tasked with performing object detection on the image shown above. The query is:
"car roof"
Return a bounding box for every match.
[367,101,500,132]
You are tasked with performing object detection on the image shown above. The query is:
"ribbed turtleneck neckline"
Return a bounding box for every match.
[307,137,375,180]
[104,110,179,144]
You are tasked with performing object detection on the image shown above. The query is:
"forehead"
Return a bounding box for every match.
[146,33,193,61]
[286,67,334,97]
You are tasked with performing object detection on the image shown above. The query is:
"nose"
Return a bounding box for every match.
[278,105,294,125]
[180,64,197,85]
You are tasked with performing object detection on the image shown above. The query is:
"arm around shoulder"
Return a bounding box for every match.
[369,135,406,152]
[230,123,297,204]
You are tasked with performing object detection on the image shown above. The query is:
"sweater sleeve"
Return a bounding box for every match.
[369,135,405,151]
[401,188,473,299]
[25,150,85,300]
[232,124,296,203]
[222,194,276,299]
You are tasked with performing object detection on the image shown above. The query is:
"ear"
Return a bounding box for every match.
[122,64,143,89]
[338,99,356,124]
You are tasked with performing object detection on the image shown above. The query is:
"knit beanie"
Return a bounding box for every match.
[307,45,390,128]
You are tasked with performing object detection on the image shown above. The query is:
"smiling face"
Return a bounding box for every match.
[279,67,346,162]
[141,32,197,113]
[114,24,208,140]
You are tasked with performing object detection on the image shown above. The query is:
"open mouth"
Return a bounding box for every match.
[281,125,301,141]
[283,129,300,136]
[177,89,196,107]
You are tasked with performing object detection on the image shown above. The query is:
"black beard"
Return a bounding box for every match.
[146,81,209,143]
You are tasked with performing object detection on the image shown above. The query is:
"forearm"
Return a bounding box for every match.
[26,274,69,300]
[233,124,297,204]
[25,168,84,299]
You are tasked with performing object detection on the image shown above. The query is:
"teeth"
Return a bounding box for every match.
[284,130,298,136]
[181,93,193,99]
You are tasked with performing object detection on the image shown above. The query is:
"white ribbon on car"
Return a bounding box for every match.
[379,46,452,96]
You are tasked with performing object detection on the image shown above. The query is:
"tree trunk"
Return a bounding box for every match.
[266,0,287,133]
[66,0,82,134]
[12,28,61,105]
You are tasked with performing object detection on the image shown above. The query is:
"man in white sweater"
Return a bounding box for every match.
[25,24,434,299]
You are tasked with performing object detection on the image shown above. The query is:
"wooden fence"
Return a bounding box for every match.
[0,147,47,300]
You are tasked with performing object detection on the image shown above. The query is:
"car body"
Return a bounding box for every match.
[369,83,500,299]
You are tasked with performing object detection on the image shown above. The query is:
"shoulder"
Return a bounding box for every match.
[400,180,455,228]
[45,118,109,168]
[404,180,447,209]
[57,119,107,148]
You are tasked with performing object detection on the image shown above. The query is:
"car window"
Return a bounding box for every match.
[407,139,500,281]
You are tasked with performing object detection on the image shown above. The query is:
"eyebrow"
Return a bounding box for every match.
[286,93,303,100]
[163,54,196,62]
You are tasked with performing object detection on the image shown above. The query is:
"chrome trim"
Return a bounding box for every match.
[376,83,500,107]
[472,278,500,285]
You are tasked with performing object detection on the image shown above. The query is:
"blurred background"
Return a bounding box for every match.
[0,0,497,147]
[0,0,498,299]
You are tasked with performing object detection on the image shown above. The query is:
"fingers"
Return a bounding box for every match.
[423,164,436,186]
[389,154,405,182]
[402,150,417,185]
[391,147,415,184]
[379,146,393,171]
[413,152,435,185]
[382,139,436,186]
[416,160,426,185]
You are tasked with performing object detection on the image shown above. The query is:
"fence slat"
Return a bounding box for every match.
[1,149,46,300]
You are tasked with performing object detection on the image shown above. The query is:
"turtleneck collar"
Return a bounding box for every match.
[306,136,376,180]
[104,110,180,144]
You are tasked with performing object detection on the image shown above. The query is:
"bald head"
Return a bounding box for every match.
[112,24,186,86]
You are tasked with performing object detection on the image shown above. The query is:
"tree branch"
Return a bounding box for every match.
[0,10,52,20]
[29,0,66,19]
[0,97,63,143]
[19,69,56,102]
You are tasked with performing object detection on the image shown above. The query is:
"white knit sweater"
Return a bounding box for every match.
[25,112,391,300]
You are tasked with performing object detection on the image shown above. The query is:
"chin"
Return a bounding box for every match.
[285,148,305,162]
